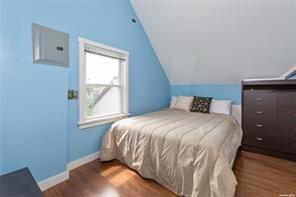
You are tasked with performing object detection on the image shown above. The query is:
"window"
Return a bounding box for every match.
[78,38,129,129]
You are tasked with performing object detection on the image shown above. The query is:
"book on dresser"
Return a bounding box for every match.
[242,79,296,161]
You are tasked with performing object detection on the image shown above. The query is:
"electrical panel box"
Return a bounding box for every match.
[32,23,69,67]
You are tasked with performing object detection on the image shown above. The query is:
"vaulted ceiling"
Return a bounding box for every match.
[131,0,296,85]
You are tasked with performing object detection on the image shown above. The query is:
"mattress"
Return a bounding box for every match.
[100,109,243,197]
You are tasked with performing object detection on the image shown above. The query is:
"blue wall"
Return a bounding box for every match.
[0,0,4,175]
[0,0,170,182]
[2,0,69,180]
[0,54,3,175]
[171,75,296,104]
[171,84,241,104]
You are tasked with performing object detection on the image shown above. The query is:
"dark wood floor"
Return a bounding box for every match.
[44,151,296,197]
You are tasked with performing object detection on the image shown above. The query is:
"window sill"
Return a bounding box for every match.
[78,113,129,129]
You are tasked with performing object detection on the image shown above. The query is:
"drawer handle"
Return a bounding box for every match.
[256,111,263,114]
[294,98,296,102]
[256,98,263,101]
[294,129,296,132]
[256,137,264,141]
[256,124,264,127]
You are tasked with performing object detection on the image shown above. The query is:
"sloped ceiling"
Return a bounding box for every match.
[131,0,296,85]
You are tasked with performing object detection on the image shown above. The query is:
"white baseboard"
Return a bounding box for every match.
[38,171,69,191]
[67,151,100,171]
[38,151,100,191]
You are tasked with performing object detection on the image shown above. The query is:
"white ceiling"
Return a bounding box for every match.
[131,0,296,85]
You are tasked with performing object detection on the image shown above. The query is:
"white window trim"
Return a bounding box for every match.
[78,37,129,129]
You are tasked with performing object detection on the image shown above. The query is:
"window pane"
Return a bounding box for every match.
[86,52,120,85]
[86,85,121,118]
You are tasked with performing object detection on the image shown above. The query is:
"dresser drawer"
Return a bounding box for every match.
[244,127,296,153]
[278,108,296,122]
[244,107,277,120]
[278,92,296,107]
[280,124,296,139]
[244,91,276,107]
[244,119,278,131]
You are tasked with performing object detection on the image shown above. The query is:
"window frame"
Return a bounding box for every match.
[78,37,129,129]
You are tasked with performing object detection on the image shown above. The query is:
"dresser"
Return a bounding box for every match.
[242,80,296,161]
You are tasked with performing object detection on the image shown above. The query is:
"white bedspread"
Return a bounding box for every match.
[100,109,243,197]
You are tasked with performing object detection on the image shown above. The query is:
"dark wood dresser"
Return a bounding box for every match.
[242,80,296,161]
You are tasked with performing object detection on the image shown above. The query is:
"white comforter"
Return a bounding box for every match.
[100,109,243,197]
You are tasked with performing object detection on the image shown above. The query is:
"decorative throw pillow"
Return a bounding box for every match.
[190,96,213,113]
[173,96,194,111]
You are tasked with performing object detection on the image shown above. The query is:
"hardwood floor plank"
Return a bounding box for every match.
[234,151,296,197]
[44,151,296,197]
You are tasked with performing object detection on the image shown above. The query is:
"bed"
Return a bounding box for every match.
[100,109,243,197]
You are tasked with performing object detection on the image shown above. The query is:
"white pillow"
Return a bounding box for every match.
[173,96,194,111]
[170,96,178,108]
[210,99,233,115]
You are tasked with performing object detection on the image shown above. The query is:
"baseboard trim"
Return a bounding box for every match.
[67,151,100,171]
[38,151,100,191]
[38,171,69,191]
